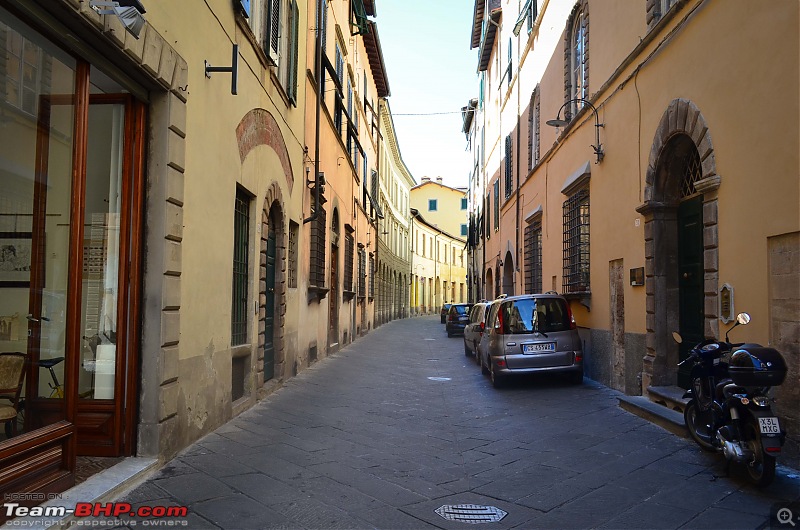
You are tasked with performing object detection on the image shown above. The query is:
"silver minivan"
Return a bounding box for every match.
[478,293,583,387]
[463,302,490,358]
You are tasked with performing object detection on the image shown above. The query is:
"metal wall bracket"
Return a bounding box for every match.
[205,44,239,95]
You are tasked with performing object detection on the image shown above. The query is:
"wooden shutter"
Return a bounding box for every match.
[267,0,281,57]
[287,0,299,104]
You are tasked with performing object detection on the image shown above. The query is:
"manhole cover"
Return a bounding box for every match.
[427,376,451,381]
[435,504,507,524]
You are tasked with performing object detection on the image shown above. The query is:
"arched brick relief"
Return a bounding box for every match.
[637,98,721,391]
[237,108,294,193]
[259,181,287,388]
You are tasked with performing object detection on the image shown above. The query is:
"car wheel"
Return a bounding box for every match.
[474,344,482,365]
[464,342,471,356]
[447,329,453,337]
[490,360,504,388]
[480,352,489,374]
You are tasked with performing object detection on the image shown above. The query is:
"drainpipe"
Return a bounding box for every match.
[304,0,324,225]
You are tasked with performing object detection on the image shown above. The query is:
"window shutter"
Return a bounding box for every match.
[269,0,281,56]
[287,0,299,104]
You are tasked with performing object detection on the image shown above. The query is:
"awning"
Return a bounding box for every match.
[363,21,390,97]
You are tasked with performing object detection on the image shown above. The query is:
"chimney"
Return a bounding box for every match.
[436,177,443,183]
[421,177,431,182]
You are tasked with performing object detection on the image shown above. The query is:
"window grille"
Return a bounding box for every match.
[493,180,500,230]
[680,148,702,198]
[288,220,298,288]
[369,253,375,298]
[344,230,354,292]
[524,219,542,294]
[504,134,513,198]
[309,206,326,288]
[232,190,251,345]
[357,246,366,297]
[562,188,590,294]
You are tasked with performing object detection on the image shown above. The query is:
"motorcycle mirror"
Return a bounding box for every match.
[736,312,751,325]
[671,331,683,344]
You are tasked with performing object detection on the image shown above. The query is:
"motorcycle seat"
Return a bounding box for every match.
[715,379,733,401]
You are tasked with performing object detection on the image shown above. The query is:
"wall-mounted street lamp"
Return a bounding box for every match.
[205,44,240,96]
[546,98,605,163]
[90,0,146,39]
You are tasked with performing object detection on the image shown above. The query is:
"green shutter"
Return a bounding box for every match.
[287,0,299,105]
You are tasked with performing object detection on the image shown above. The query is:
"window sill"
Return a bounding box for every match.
[343,290,356,302]
[564,291,592,311]
[308,286,329,303]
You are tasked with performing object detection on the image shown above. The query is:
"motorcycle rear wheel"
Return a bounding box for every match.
[684,400,717,452]
[743,420,776,487]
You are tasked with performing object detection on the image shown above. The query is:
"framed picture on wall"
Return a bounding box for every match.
[0,232,33,287]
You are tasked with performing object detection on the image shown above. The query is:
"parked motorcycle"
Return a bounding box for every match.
[675,312,787,487]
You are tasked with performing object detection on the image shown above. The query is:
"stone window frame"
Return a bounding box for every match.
[524,207,543,294]
[646,0,685,32]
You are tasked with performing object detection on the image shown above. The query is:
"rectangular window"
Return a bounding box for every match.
[504,134,513,199]
[529,87,540,171]
[357,245,366,297]
[369,253,375,298]
[485,193,491,239]
[461,197,468,210]
[562,188,590,294]
[310,206,327,288]
[527,0,538,34]
[232,189,251,345]
[428,198,438,211]
[524,218,542,294]
[286,0,299,105]
[493,180,500,231]
[344,228,354,293]
[461,224,468,237]
[288,220,298,288]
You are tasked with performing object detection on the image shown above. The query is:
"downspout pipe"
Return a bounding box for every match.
[304,0,324,225]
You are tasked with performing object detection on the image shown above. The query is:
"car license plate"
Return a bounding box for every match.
[522,342,555,354]
[758,417,780,434]
[459,316,468,322]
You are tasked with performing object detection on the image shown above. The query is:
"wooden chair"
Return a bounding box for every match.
[0,352,27,437]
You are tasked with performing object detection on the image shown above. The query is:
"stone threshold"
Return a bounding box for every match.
[14,457,158,530]
[618,395,688,439]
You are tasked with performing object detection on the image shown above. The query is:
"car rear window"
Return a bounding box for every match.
[453,304,472,315]
[500,298,571,334]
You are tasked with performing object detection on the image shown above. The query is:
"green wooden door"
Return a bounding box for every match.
[264,224,276,381]
[677,196,704,388]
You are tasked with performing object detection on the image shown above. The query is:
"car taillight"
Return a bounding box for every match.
[566,302,577,330]
[495,310,504,335]
[480,322,485,331]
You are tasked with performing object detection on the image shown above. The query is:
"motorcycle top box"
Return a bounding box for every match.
[728,346,787,387]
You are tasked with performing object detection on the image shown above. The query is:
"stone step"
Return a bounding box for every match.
[618,395,688,439]
[648,385,690,413]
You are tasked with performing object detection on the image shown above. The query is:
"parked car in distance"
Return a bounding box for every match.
[478,293,583,387]
[446,303,473,337]
[440,303,453,323]
[463,302,490,357]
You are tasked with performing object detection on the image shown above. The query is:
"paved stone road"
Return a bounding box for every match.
[113,316,799,529]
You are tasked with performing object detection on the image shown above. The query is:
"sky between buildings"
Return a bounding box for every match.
[377,1,476,190]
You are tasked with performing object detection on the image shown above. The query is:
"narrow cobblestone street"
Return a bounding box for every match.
[113,317,799,529]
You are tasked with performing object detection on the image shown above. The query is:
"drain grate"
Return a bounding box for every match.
[435,504,507,524]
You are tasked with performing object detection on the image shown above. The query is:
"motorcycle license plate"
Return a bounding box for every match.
[758,417,780,434]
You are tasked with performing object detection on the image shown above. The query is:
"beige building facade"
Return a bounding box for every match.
[375,99,414,324]
[0,0,391,501]
[467,0,799,458]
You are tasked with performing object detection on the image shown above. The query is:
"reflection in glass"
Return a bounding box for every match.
[0,7,77,438]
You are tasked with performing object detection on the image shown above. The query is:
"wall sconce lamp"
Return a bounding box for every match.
[205,44,239,95]
[90,0,146,39]
[546,98,605,163]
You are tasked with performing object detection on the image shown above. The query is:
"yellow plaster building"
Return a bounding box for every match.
[467,0,799,459]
